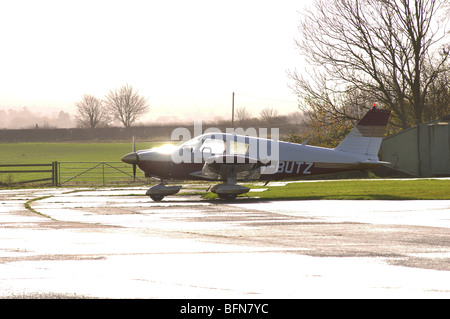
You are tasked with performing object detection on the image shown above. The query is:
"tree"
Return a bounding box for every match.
[235,107,252,125]
[57,110,74,128]
[444,1,450,20]
[423,56,450,120]
[104,84,149,128]
[289,0,450,130]
[75,94,110,128]
[260,107,286,125]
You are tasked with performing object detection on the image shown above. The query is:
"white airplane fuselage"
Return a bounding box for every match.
[133,137,381,182]
[121,107,391,200]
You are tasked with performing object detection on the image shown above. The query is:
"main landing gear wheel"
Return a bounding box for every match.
[146,183,182,201]
[212,183,249,201]
[149,194,164,202]
[218,193,237,201]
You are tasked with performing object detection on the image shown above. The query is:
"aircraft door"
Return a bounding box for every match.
[195,136,226,162]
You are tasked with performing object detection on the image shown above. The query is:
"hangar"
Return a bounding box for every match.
[381,115,450,177]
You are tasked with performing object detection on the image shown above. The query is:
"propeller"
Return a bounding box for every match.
[121,136,139,181]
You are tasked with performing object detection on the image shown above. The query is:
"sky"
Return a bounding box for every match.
[0,0,311,126]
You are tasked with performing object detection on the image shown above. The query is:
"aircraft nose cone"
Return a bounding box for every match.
[121,152,139,164]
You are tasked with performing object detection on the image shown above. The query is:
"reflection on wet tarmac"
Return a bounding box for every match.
[1,187,450,298]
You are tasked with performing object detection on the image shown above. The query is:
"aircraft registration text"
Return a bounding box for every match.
[277,161,313,175]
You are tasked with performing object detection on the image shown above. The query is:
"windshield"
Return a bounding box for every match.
[180,135,202,150]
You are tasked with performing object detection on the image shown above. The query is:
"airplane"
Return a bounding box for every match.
[121,106,391,201]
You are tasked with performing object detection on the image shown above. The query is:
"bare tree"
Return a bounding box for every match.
[260,107,280,124]
[444,1,450,20]
[289,0,450,129]
[104,84,149,127]
[75,94,110,128]
[424,57,450,120]
[235,106,252,125]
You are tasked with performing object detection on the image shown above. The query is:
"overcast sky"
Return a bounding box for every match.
[0,0,311,124]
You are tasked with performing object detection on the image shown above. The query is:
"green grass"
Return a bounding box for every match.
[243,179,450,200]
[0,142,161,163]
[0,142,163,185]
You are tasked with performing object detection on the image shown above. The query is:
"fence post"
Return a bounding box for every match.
[102,162,105,186]
[52,161,58,187]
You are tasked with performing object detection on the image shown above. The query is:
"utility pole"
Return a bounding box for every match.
[232,92,235,129]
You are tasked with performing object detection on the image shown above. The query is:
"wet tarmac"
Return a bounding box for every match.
[1,186,450,298]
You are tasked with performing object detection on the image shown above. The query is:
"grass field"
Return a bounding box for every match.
[0,142,161,163]
[244,179,450,200]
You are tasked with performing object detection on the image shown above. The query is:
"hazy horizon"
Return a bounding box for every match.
[0,103,305,129]
[0,0,311,128]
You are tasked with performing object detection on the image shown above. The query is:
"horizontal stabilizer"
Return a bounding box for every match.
[358,160,391,165]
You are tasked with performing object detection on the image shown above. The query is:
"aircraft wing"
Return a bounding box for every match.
[189,155,271,181]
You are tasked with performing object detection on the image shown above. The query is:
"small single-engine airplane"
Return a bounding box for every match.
[121,106,390,201]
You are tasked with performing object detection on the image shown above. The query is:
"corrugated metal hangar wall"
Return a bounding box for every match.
[381,116,450,177]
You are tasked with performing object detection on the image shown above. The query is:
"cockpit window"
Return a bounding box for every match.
[179,134,252,159]
[200,138,225,154]
[228,140,248,155]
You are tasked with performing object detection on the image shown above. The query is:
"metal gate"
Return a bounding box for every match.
[57,162,147,186]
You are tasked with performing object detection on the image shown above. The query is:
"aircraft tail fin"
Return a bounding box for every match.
[335,106,391,156]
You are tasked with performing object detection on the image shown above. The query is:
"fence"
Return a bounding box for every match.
[0,162,147,187]
[0,163,57,186]
[57,162,147,186]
